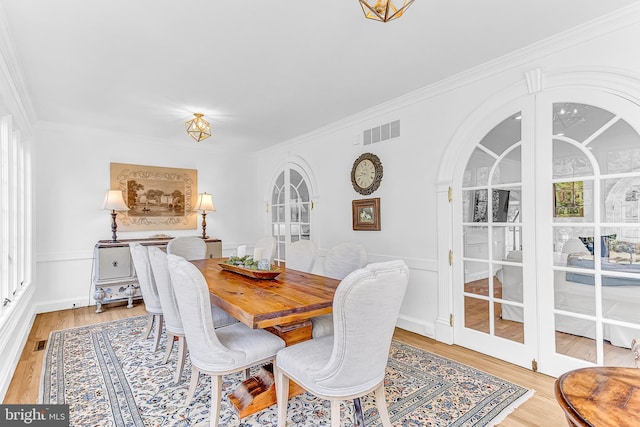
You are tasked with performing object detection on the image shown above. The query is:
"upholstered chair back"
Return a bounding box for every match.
[167,254,245,370]
[167,236,207,260]
[148,246,183,335]
[324,243,368,280]
[316,260,408,395]
[254,235,277,263]
[129,243,162,313]
[286,240,317,273]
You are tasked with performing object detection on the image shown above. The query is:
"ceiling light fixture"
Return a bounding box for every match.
[359,0,415,22]
[185,113,211,142]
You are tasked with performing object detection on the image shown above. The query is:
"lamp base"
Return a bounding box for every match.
[200,212,209,240]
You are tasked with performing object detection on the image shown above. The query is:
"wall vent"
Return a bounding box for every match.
[363,120,400,145]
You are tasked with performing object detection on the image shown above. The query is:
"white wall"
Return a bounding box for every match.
[33,123,262,312]
[255,11,640,339]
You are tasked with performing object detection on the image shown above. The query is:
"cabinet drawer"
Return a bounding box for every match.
[97,247,132,280]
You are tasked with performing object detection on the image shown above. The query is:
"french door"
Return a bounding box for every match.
[454,89,640,375]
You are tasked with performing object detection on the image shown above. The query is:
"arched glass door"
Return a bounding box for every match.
[541,99,640,375]
[271,166,312,264]
[455,98,538,369]
[455,91,640,375]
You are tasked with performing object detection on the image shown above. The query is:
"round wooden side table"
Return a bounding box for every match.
[555,367,640,426]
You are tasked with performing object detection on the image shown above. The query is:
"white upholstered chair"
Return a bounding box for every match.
[311,242,368,338]
[275,260,409,427]
[148,246,188,383]
[286,239,317,273]
[167,236,238,328]
[166,254,286,427]
[254,235,277,264]
[129,243,164,352]
[149,247,243,383]
[167,236,207,260]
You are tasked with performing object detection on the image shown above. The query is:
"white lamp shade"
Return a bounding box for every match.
[194,192,216,212]
[102,190,130,211]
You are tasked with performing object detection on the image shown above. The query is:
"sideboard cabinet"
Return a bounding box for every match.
[92,237,222,313]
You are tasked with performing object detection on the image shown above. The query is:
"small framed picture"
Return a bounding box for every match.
[352,198,380,231]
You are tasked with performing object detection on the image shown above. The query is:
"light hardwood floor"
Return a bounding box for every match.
[3,302,567,426]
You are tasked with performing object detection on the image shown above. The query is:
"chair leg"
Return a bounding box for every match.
[354,398,365,427]
[151,314,163,352]
[274,365,289,427]
[330,400,341,427]
[210,375,222,427]
[244,367,251,380]
[174,336,187,384]
[185,367,200,406]
[143,313,154,339]
[162,333,175,364]
[374,384,392,427]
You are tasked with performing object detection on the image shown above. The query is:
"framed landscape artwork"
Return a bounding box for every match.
[110,162,198,231]
[554,181,584,217]
[352,198,381,231]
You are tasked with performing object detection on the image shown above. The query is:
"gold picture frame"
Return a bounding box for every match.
[110,162,198,231]
[352,198,380,231]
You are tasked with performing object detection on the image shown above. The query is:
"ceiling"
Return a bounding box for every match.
[1,0,638,151]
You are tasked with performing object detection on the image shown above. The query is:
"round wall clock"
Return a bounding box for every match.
[351,152,383,195]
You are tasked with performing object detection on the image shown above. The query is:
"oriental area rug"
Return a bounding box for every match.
[40,316,533,426]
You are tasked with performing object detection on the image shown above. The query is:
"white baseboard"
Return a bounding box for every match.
[33,297,90,314]
[396,314,435,338]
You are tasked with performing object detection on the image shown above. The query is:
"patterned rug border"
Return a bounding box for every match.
[39,315,535,426]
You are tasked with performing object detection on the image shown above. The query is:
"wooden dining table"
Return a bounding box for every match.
[190,258,341,417]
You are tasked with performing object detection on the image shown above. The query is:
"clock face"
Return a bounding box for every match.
[355,159,376,188]
[351,153,383,195]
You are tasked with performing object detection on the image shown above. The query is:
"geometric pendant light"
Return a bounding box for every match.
[359,0,415,22]
[185,113,211,142]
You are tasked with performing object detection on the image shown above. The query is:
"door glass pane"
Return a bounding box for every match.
[496,303,524,343]
[553,103,614,143]
[499,260,522,303]
[590,119,640,175]
[553,226,593,266]
[301,203,310,222]
[602,177,640,225]
[553,179,594,223]
[465,296,489,334]
[465,277,491,298]
[492,146,521,185]
[555,314,596,363]
[555,270,595,316]
[479,112,522,156]
[553,141,593,179]
[465,150,494,187]
[464,226,488,259]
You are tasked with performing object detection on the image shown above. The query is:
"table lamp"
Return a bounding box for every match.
[102,189,130,243]
[194,192,216,239]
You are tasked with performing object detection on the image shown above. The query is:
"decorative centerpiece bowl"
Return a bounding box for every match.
[219,256,282,279]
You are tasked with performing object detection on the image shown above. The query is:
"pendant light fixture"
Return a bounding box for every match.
[185,113,211,142]
[359,0,415,22]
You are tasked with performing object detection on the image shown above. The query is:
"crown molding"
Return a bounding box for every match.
[0,4,36,137]
[264,3,640,153]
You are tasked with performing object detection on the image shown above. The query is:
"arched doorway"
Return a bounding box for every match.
[269,160,315,264]
[441,73,640,375]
